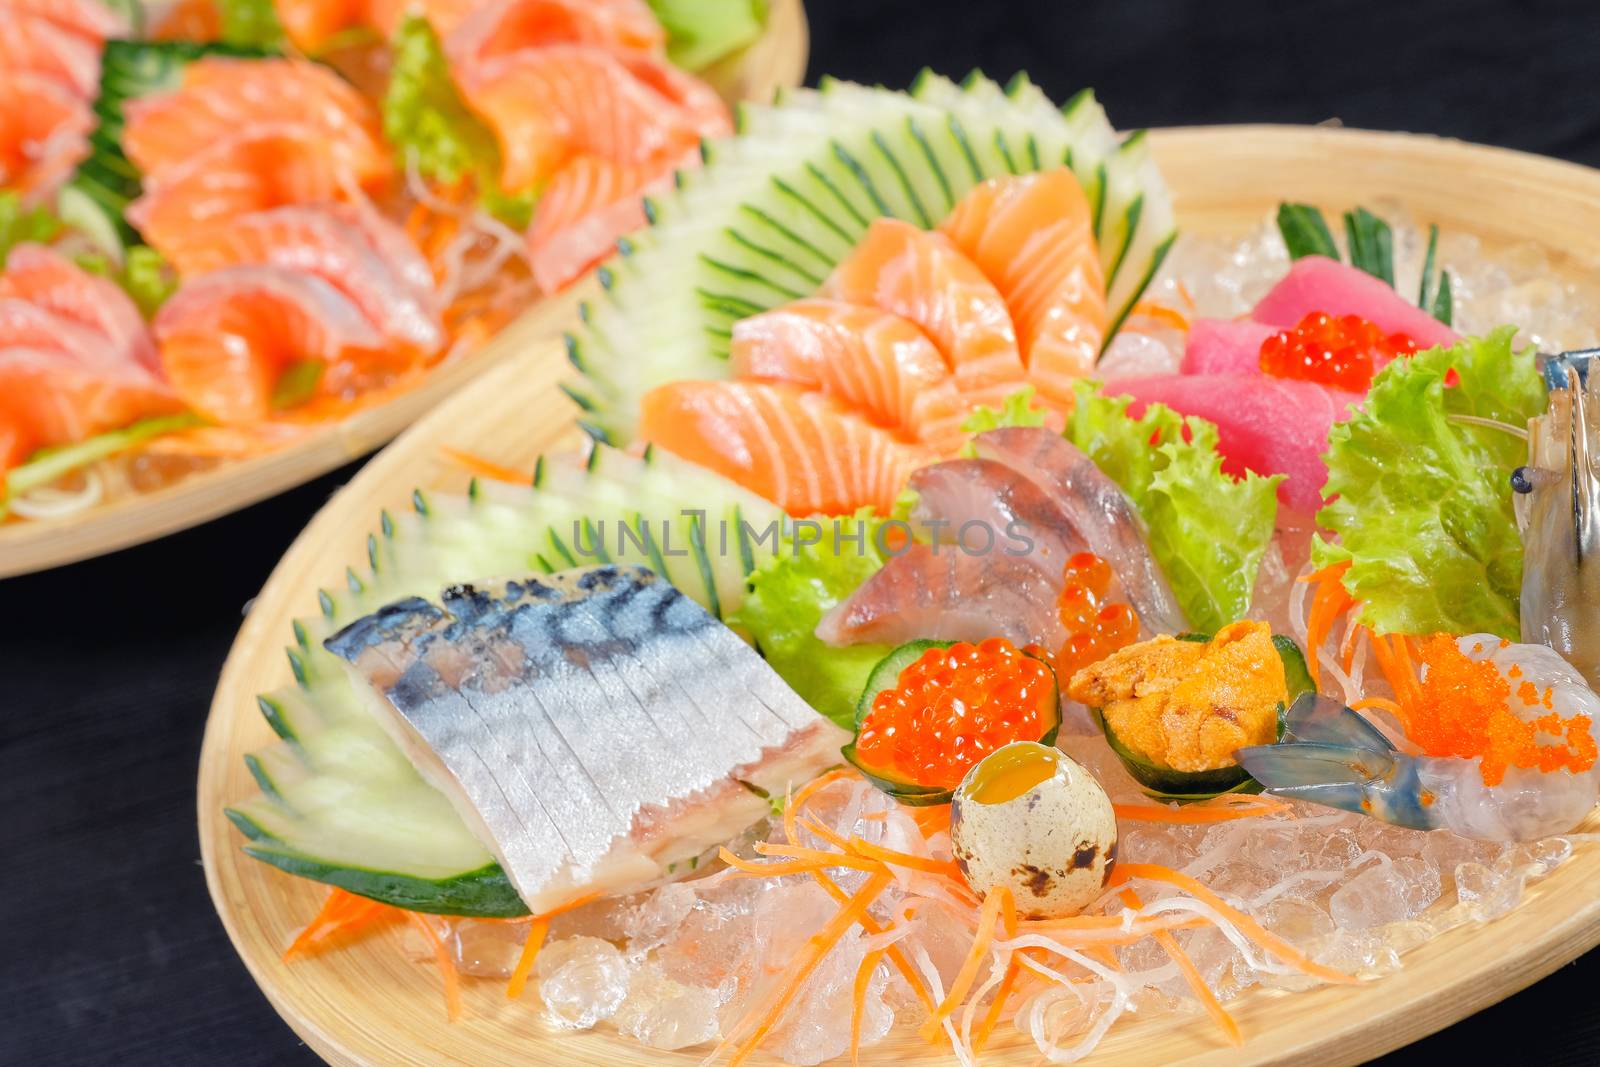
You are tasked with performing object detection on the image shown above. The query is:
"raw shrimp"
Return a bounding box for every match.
[1516,355,1600,689]
[1237,637,1600,841]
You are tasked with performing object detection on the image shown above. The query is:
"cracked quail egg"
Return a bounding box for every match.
[949,741,1118,919]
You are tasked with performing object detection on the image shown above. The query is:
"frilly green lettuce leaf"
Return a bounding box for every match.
[961,385,1049,435]
[217,0,286,48]
[1067,380,1281,632]
[0,193,63,269]
[1314,327,1543,638]
[647,0,767,71]
[383,15,501,188]
[727,512,891,729]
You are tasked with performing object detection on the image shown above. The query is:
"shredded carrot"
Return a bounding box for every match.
[846,836,966,879]
[1352,696,1406,719]
[405,911,463,1022]
[782,767,855,846]
[1128,300,1191,333]
[910,803,951,838]
[282,888,394,961]
[441,446,530,484]
[754,841,884,873]
[920,888,1004,1041]
[718,871,895,1067]
[1303,562,1356,680]
[719,848,865,878]
[506,919,549,1001]
[849,947,886,1066]
[970,887,1020,1051]
[1121,887,1241,1046]
[1112,863,1356,985]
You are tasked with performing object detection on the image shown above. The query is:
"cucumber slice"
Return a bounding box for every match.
[843,640,1062,806]
[231,442,788,915]
[566,72,1176,444]
[55,184,125,263]
[1093,634,1316,802]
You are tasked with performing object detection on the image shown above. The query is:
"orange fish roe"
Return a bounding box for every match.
[1050,552,1139,679]
[1408,635,1597,786]
[1259,310,1419,392]
[854,638,1054,790]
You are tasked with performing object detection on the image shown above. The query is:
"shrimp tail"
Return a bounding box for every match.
[1236,695,1438,831]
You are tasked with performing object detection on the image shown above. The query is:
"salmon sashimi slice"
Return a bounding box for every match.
[365,0,494,41]
[816,543,1066,649]
[123,57,389,185]
[447,0,665,69]
[0,244,160,373]
[0,0,132,44]
[459,43,730,192]
[970,426,1188,634]
[273,0,362,53]
[127,131,364,259]
[0,71,91,196]
[154,266,387,424]
[729,298,970,453]
[524,150,686,293]
[0,12,101,97]
[0,300,122,369]
[0,347,180,470]
[159,205,442,353]
[820,218,1026,404]
[939,169,1106,405]
[639,380,935,516]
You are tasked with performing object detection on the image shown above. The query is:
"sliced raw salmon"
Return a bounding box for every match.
[0,0,131,44]
[0,244,159,372]
[364,0,489,41]
[0,300,116,367]
[154,266,386,424]
[939,169,1106,405]
[524,151,688,293]
[0,71,90,197]
[159,205,442,353]
[123,57,389,186]
[459,43,730,192]
[0,11,101,97]
[0,347,181,470]
[820,218,1026,407]
[730,298,970,452]
[274,0,363,53]
[127,131,360,259]
[638,380,934,516]
[447,0,665,69]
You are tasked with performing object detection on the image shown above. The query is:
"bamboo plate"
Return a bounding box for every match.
[201,126,1600,1066]
[0,0,809,581]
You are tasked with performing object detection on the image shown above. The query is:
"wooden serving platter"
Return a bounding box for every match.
[200,126,1600,1066]
[0,0,809,580]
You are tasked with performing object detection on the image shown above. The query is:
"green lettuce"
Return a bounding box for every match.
[1314,327,1543,638]
[216,0,286,48]
[0,193,64,269]
[961,385,1049,435]
[647,0,768,71]
[727,514,891,730]
[384,16,501,184]
[77,245,179,318]
[1067,380,1282,632]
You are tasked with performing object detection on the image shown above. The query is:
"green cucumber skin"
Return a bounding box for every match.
[845,641,1062,806]
[1099,633,1313,802]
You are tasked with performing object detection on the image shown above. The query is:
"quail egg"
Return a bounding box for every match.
[949,741,1118,919]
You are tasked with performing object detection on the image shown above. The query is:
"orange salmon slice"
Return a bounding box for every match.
[153,266,387,424]
[447,0,665,68]
[0,349,181,471]
[0,0,131,44]
[123,57,389,185]
[639,380,935,516]
[0,71,91,196]
[939,169,1106,405]
[459,43,729,192]
[0,11,101,97]
[730,298,970,453]
[0,244,159,372]
[820,218,1026,405]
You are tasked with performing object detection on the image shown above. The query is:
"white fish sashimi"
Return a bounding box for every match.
[325,565,848,913]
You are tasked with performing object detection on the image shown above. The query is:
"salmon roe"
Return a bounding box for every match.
[1037,552,1139,680]
[854,637,1053,790]
[1407,635,1597,787]
[1259,311,1419,392]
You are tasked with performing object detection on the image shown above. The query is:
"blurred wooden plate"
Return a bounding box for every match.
[201,126,1600,1065]
[0,0,809,579]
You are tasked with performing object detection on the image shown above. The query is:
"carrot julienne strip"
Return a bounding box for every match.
[1112,797,1286,824]
[1112,863,1356,985]
[920,888,1004,1041]
[850,947,886,1066]
[719,848,856,878]
[717,871,895,1067]
[1120,887,1241,1046]
[754,841,883,873]
[405,911,463,1022]
[282,888,392,961]
[440,445,530,484]
[847,836,965,879]
[505,892,600,1000]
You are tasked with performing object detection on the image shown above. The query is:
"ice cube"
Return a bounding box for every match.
[614,964,721,1051]
[1455,862,1526,922]
[1329,864,1410,930]
[1260,897,1334,945]
[536,936,631,1030]
[1393,856,1442,917]
[452,918,530,978]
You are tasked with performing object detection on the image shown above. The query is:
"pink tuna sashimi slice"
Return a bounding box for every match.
[1250,255,1458,350]
[1107,373,1361,516]
[1181,318,1279,376]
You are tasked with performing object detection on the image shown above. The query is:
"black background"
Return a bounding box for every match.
[6,1,1600,1063]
